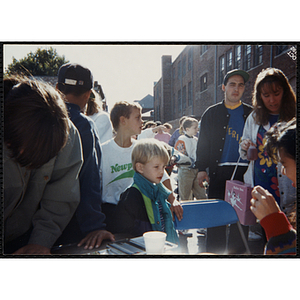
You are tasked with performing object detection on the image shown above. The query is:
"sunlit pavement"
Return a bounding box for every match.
[177,227,265,255]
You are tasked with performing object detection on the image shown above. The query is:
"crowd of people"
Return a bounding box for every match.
[4,63,297,255]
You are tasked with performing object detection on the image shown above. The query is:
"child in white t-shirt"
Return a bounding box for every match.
[101,101,182,232]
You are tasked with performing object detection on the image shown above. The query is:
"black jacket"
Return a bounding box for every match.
[195,100,252,176]
[113,187,152,236]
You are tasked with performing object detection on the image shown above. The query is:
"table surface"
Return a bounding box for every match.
[51,233,130,255]
[50,200,205,256]
[51,233,181,256]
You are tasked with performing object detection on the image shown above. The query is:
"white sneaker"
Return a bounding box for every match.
[248,231,262,241]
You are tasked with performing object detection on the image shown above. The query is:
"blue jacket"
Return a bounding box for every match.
[66,103,106,235]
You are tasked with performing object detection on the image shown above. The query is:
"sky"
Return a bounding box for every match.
[4,44,187,111]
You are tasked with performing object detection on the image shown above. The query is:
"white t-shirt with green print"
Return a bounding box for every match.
[101,138,136,205]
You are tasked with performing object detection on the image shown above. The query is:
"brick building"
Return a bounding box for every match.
[153,44,296,129]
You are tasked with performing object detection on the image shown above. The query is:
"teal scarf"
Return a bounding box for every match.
[133,172,179,244]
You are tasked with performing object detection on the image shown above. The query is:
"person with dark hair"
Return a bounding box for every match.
[56,63,115,250]
[195,69,252,254]
[250,118,296,254]
[84,89,113,143]
[4,76,83,254]
[239,68,296,217]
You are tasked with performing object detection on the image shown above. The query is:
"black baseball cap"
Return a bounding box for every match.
[223,69,249,85]
[58,63,93,89]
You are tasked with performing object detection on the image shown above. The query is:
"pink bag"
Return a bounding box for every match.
[224,157,256,226]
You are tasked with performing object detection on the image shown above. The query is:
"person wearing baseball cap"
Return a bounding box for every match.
[223,69,250,86]
[55,63,115,250]
[57,63,93,92]
[195,69,252,254]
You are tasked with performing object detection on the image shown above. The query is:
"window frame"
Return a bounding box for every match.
[200,73,208,92]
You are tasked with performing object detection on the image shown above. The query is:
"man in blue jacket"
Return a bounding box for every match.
[195,69,252,254]
[56,63,114,250]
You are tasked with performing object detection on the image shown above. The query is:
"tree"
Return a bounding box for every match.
[6,47,69,76]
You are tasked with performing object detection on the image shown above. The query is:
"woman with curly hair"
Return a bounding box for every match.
[239,68,296,217]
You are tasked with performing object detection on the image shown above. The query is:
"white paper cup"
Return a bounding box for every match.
[143,231,167,254]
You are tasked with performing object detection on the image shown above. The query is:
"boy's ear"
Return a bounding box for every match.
[120,116,126,126]
[135,162,144,174]
[222,84,226,92]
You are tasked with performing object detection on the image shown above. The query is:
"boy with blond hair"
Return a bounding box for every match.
[114,139,179,243]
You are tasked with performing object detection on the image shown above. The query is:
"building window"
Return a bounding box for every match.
[276,45,288,56]
[200,73,208,91]
[200,45,208,55]
[244,45,251,70]
[254,45,263,66]
[182,86,186,109]
[234,46,242,69]
[188,48,192,71]
[188,81,192,106]
[219,56,225,84]
[178,90,181,112]
[226,49,233,72]
[182,56,186,76]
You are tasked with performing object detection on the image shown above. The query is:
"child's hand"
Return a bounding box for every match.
[170,199,183,221]
[169,155,177,166]
[250,186,281,221]
[167,193,183,221]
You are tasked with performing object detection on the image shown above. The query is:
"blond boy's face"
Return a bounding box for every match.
[125,108,143,135]
[137,156,166,184]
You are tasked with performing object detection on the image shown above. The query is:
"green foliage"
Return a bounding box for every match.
[6,47,69,76]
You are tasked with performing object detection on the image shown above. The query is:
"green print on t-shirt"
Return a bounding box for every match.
[107,163,134,185]
[110,163,133,173]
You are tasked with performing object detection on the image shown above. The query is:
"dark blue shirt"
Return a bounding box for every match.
[66,103,106,234]
[220,104,248,166]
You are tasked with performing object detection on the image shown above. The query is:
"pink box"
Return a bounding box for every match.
[225,180,257,226]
